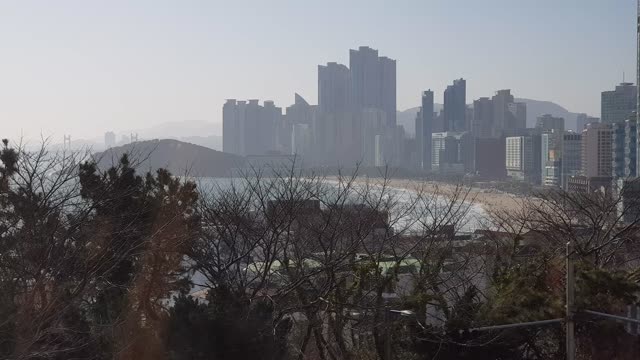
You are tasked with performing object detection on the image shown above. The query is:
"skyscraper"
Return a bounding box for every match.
[601,82,637,124]
[582,123,613,178]
[491,90,516,136]
[508,102,527,129]
[612,116,637,179]
[562,132,582,189]
[349,46,396,126]
[443,79,466,132]
[472,97,494,138]
[104,131,116,149]
[223,99,282,156]
[506,136,534,182]
[318,62,351,114]
[418,90,434,171]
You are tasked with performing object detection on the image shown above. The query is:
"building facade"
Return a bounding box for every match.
[223,99,282,156]
[536,114,565,133]
[443,79,466,132]
[506,136,534,182]
[601,82,637,124]
[349,46,396,127]
[576,113,599,132]
[417,90,434,171]
[582,123,613,178]
[612,116,637,179]
[562,132,582,189]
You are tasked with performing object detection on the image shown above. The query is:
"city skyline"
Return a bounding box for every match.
[0,0,636,140]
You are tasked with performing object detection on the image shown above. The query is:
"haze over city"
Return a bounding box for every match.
[0,0,636,141]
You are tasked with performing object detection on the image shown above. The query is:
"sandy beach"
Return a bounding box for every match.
[344,177,526,214]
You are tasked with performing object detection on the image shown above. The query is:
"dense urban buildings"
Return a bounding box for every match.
[221,45,619,189]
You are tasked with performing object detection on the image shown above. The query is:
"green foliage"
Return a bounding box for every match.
[166,289,291,360]
[575,264,639,311]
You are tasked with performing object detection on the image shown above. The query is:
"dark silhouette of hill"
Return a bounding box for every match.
[397,99,589,135]
[94,139,245,177]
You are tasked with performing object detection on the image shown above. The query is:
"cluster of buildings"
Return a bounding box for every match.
[222,46,640,195]
[503,82,638,194]
[223,46,401,168]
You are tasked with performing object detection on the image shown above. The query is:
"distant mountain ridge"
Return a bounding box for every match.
[94,139,244,177]
[397,98,590,135]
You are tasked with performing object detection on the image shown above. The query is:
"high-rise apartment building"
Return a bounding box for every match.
[416,90,434,171]
[432,132,474,175]
[562,132,582,189]
[506,136,534,182]
[349,46,396,126]
[318,62,351,114]
[582,123,613,178]
[601,82,637,124]
[104,131,116,149]
[443,79,466,132]
[541,131,563,187]
[491,90,527,137]
[472,97,494,138]
[508,102,527,130]
[492,90,513,136]
[536,114,565,133]
[612,116,637,179]
[361,108,387,167]
[223,99,282,156]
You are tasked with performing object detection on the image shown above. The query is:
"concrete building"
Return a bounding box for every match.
[432,132,473,175]
[474,137,507,179]
[576,113,599,132]
[562,132,582,189]
[506,136,535,182]
[416,90,434,171]
[375,134,385,167]
[443,79,466,132]
[508,102,527,130]
[492,89,514,135]
[541,131,563,187]
[291,123,312,160]
[601,82,637,124]
[349,46,396,127]
[318,62,351,114]
[536,114,565,133]
[612,116,637,179]
[223,99,282,156]
[361,109,387,167]
[104,131,116,149]
[472,97,494,138]
[567,176,613,195]
[582,123,613,178]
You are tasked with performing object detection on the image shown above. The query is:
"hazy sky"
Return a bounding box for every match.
[0,0,636,141]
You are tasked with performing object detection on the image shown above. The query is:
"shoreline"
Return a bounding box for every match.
[332,177,524,214]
